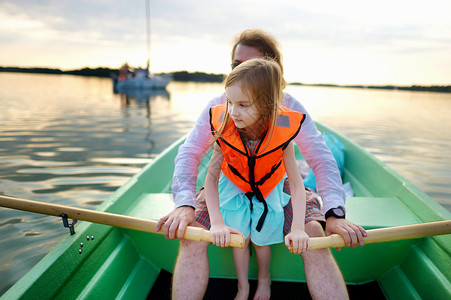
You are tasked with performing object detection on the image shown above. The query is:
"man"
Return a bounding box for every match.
[157,29,367,299]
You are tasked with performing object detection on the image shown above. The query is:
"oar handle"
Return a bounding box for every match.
[309,220,451,250]
[0,195,245,249]
[3,194,448,251]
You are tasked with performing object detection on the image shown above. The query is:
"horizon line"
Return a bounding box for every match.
[1,65,450,88]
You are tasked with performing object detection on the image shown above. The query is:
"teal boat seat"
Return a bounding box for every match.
[345,197,420,229]
[125,193,175,221]
[125,194,421,230]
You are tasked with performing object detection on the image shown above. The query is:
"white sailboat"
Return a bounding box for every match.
[114,63,171,91]
[113,0,171,91]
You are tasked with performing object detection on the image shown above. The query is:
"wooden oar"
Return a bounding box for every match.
[0,194,245,249]
[1,194,449,251]
[309,220,451,250]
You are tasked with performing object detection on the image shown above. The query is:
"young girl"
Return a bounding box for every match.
[205,58,310,300]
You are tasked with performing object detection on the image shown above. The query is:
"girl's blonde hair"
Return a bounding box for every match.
[212,58,286,149]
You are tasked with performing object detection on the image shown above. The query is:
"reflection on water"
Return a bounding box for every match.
[118,88,171,121]
[118,88,171,153]
[118,88,170,103]
[0,73,450,296]
[0,73,190,295]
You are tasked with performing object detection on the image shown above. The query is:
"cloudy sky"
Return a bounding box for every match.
[1,0,450,85]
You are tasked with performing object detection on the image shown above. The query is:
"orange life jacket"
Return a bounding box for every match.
[210,104,305,231]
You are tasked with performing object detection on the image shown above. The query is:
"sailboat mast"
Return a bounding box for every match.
[145,0,151,73]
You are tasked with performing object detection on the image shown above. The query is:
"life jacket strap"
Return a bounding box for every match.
[245,190,268,232]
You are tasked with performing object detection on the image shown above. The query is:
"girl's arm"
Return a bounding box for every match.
[205,143,239,247]
[283,141,310,254]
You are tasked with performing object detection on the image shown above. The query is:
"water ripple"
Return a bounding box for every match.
[23,230,44,237]
[0,218,24,228]
[17,166,141,175]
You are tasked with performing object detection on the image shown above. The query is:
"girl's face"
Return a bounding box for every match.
[225,83,260,132]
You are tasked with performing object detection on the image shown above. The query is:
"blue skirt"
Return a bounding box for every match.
[218,173,290,246]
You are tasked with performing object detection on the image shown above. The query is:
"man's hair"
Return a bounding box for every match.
[231,29,283,74]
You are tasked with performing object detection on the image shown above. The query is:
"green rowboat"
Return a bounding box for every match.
[2,123,450,299]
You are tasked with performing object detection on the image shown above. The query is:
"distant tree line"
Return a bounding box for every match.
[0,66,116,77]
[368,85,451,93]
[171,71,224,82]
[289,82,451,93]
[0,66,66,75]
[1,66,448,90]
[0,66,225,82]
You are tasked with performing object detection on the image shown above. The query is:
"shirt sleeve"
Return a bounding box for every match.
[282,93,346,214]
[172,94,226,208]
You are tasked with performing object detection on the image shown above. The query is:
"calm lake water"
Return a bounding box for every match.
[1,72,450,295]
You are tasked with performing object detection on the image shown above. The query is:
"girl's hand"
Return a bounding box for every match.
[285,229,310,254]
[210,224,242,247]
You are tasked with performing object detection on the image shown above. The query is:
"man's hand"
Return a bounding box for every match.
[156,206,195,240]
[325,217,367,249]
